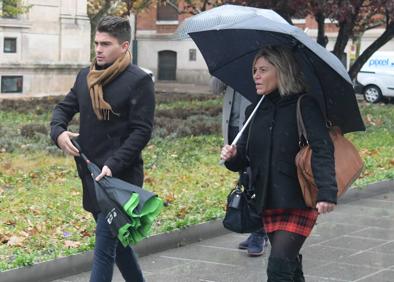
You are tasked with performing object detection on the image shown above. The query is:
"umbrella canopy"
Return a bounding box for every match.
[175,5,365,134]
[73,141,163,247]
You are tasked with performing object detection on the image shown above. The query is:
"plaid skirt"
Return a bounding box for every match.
[262,208,318,237]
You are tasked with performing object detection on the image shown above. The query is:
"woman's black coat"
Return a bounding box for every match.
[50,64,155,214]
[225,90,337,211]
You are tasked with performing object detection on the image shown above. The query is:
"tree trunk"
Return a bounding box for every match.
[315,11,326,47]
[332,19,354,62]
[348,22,394,80]
[90,21,97,60]
[332,0,366,64]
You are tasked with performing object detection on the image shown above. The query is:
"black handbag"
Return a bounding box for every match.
[222,179,262,233]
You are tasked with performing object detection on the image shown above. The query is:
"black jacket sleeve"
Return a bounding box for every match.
[50,72,81,145]
[301,96,338,204]
[104,75,155,175]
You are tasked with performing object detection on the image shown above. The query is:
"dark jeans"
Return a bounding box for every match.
[90,213,144,282]
[253,229,268,237]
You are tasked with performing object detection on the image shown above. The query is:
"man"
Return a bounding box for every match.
[210,77,268,257]
[50,16,154,282]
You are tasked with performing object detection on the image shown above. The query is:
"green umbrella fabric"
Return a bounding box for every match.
[72,140,163,246]
[97,176,163,246]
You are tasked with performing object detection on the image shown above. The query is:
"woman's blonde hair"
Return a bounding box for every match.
[252,46,307,96]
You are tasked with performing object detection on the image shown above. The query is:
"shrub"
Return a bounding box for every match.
[20,124,48,138]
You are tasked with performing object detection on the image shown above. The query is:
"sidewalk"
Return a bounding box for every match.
[50,181,394,282]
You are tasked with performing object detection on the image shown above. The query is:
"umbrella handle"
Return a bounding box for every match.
[219,96,265,166]
[71,139,90,163]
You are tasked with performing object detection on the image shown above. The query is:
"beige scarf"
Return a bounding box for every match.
[87,50,132,120]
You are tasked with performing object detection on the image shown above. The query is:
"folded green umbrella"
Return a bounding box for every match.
[72,140,163,247]
[98,176,163,246]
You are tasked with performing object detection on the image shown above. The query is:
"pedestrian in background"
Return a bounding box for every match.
[210,77,269,257]
[221,46,337,281]
[50,16,154,282]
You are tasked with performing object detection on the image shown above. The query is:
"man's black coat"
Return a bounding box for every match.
[225,91,337,211]
[50,64,155,214]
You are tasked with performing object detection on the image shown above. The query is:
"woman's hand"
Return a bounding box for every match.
[316,202,336,214]
[220,144,237,161]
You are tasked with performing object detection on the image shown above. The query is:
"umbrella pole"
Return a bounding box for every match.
[219,95,265,165]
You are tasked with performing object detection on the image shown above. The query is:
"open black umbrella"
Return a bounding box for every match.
[175,5,365,134]
[72,140,163,247]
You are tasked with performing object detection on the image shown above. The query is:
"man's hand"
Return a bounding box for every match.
[316,202,336,214]
[95,165,112,181]
[57,131,80,156]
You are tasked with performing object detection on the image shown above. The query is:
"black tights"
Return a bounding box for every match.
[267,231,306,260]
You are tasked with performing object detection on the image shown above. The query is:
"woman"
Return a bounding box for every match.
[221,46,337,281]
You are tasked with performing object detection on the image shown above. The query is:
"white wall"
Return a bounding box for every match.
[136,34,210,84]
[0,0,90,95]
[360,29,394,53]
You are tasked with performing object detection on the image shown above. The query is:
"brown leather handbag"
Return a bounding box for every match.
[295,95,364,208]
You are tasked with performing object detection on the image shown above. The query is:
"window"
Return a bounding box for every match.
[189,49,196,61]
[1,76,23,93]
[4,38,17,53]
[157,0,178,21]
[158,50,177,80]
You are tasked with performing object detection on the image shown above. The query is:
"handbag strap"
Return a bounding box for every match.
[296,95,309,146]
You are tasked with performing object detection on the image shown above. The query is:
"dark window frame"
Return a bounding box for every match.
[157,0,178,21]
[189,49,196,61]
[4,37,17,53]
[1,76,23,93]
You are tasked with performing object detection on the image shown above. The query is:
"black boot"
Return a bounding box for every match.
[294,254,305,282]
[267,256,297,282]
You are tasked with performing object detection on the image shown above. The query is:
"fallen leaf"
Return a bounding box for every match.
[1,161,12,170]
[0,234,10,244]
[19,231,29,238]
[144,176,154,185]
[176,207,188,219]
[165,193,176,204]
[27,218,33,227]
[7,235,25,246]
[64,240,81,248]
[80,229,91,237]
[4,220,16,226]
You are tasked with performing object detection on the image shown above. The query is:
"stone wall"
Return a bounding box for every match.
[0,0,90,95]
[0,63,87,96]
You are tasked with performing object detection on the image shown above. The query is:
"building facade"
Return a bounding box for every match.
[1,1,392,93]
[134,3,394,84]
[134,2,211,84]
[0,0,90,96]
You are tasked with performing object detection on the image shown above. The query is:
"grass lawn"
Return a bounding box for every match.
[0,96,393,271]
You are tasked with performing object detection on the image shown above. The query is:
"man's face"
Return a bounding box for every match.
[94,32,129,66]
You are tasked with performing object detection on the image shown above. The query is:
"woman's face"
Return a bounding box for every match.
[253,56,278,95]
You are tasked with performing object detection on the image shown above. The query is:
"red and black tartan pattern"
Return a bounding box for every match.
[262,209,318,237]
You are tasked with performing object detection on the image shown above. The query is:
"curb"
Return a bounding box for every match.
[1,180,393,282]
[0,220,230,282]
[339,179,394,204]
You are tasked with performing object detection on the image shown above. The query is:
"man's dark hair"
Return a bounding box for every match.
[97,16,131,43]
